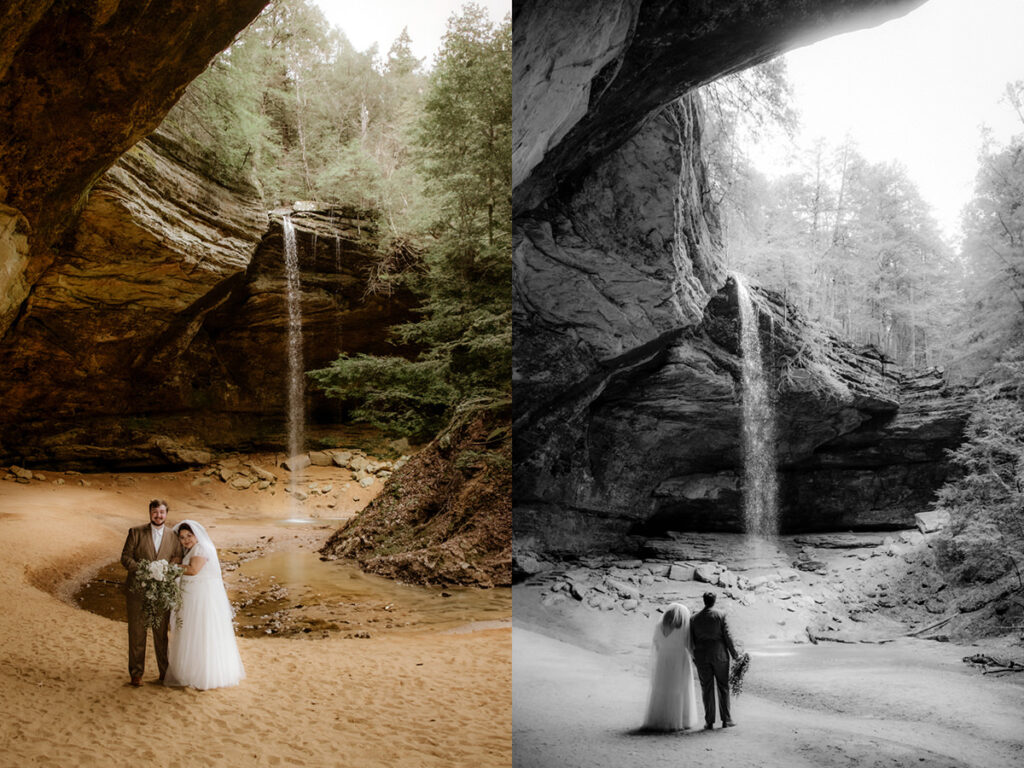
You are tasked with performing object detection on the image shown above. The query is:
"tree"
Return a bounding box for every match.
[309,4,511,439]
[934,347,1024,584]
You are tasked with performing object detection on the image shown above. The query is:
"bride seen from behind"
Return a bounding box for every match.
[165,520,246,690]
[643,602,701,731]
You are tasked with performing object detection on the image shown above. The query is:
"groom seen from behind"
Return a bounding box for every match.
[120,499,183,686]
[690,591,740,730]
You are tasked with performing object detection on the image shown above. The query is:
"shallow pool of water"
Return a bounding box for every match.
[74,549,510,638]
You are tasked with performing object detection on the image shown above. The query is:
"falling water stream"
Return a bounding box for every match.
[282,216,305,508]
[735,274,780,541]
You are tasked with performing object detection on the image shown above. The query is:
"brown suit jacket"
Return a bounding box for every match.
[689,607,739,665]
[121,524,184,594]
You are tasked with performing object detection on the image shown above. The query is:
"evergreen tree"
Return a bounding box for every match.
[309,4,511,439]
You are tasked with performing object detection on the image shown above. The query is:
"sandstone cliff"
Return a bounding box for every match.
[0,128,417,468]
[513,0,965,549]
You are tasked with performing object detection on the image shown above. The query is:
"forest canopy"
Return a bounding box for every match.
[163,0,511,442]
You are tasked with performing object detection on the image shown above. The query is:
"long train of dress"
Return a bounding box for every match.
[165,544,245,690]
[643,606,701,730]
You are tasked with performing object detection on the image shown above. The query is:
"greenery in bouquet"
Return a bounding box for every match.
[730,652,751,697]
[130,558,184,629]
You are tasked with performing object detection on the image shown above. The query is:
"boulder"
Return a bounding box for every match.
[668,563,695,581]
[332,452,353,468]
[915,510,950,534]
[248,465,277,483]
[309,451,334,467]
[283,454,311,473]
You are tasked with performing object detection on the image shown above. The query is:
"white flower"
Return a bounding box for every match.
[148,559,169,580]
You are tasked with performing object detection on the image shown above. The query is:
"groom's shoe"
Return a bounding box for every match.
[130,677,142,687]
[722,721,737,728]
[703,724,714,731]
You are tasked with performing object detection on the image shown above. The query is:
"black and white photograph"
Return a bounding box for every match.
[513,1,1024,766]
[0,1,510,765]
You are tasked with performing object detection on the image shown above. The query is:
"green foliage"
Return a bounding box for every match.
[934,348,1024,583]
[162,0,427,221]
[307,354,455,439]
[310,5,511,438]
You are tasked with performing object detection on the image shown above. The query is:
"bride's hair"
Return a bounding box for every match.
[177,523,194,535]
[661,605,684,631]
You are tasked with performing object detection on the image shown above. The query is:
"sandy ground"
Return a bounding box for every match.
[513,615,1024,768]
[0,469,511,768]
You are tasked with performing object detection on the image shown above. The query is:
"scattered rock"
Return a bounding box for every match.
[218,468,233,483]
[349,455,369,472]
[9,466,33,480]
[514,552,550,577]
[359,477,374,488]
[230,476,253,490]
[622,599,639,611]
[668,563,696,581]
[605,578,640,601]
[332,452,353,468]
[283,454,311,472]
[915,510,950,534]
[191,476,211,487]
[293,490,308,501]
[248,464,277,483]
[308,451,334,467]
[614,560,643,569]
[694,564,720,583]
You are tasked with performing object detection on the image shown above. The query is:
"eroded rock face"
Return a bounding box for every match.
[513,0,961,550]
[0,133,417,467]
[201,210,420,424]
[513,0,927,213]
[517,280,969,549]
[515,97,724,422]
[0,0,269,337]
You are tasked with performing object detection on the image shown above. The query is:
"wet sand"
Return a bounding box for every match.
[0,471,511,767]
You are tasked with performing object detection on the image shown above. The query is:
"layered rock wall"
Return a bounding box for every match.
[513,0,965,550]
[0,0,268,337]
[0,130,417,467]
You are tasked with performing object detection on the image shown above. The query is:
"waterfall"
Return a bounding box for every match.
[735,274,779,540]
[282,216,305,487]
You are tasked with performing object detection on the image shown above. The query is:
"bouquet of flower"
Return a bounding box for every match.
[130,559,184,629]
[730,652,751,697]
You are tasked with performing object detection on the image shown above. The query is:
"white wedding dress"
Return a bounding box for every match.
[165,520,245,690]
[643,602,701,731]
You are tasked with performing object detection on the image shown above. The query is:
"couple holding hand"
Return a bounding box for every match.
[644,592,741,732]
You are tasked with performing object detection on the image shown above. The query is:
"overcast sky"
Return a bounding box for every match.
[753,0,1024,243]
[311,0,510,65]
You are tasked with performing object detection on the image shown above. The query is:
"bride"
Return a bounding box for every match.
[643,602,700,731]
[164,520,245,690]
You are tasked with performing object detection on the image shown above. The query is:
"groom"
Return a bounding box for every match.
[120,499,183,686]
[690,591,740,730]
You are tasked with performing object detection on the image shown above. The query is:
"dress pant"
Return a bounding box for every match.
[126,591,170,680]
[695,657,731,725]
